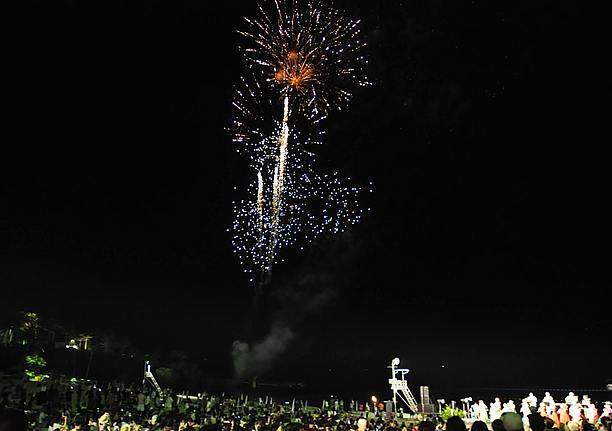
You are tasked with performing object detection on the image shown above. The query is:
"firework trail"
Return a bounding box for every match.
[268,96,290,271]
[257,170,264,234]
[231,0,370,284]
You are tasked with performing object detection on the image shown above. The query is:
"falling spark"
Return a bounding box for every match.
[257,170,264,234]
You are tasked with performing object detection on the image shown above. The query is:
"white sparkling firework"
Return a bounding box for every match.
[239,0,369,119]
[230,0,370,284]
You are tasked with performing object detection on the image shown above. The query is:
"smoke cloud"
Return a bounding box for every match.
[231,325,294,380]
[231,232,361,380]
[230,275,339,379]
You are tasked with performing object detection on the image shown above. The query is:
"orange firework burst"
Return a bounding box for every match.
[274,50,315,93]
[239,0,369,119]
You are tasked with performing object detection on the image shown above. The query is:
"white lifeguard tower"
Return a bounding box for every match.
[388,357,419,414]
[143,360,164,398]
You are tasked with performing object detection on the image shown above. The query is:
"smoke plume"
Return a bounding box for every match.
[231,232,361,380]
[231,325,294,380]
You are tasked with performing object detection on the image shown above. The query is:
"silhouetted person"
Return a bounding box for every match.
[529,413,545,431]
[446,416,467,431]
[492,419,505,431]
[471,420,489,431]
[418,420,436,431]
[543,417,557,431]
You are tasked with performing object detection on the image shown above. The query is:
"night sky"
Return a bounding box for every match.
[5,0,610,396]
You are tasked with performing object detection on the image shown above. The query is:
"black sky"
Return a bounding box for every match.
[4,0,610,393]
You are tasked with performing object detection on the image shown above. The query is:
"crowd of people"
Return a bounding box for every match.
[0,373,610,431]
[468,392,611,425]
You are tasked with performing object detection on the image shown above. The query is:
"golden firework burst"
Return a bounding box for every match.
[274,51,315,92]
